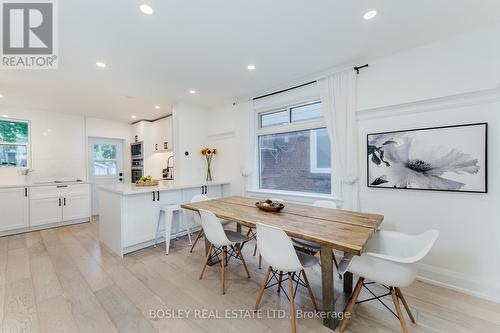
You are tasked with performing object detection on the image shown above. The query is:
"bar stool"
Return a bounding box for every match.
[154,204,193,255]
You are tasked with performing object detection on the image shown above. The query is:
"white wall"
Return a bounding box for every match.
[355,22,500,302]
[172,103,210,185]
[213,22,500,302]
[0,106,86,185]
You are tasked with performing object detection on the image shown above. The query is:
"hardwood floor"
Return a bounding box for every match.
[0,218,499,333]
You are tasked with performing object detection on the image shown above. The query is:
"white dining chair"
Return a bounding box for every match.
[188,194,232,253]
[339,229,439,333]
[246,198,285,269]
[198,209,251,295]
[291,200,341,278]
[255,223,319,333]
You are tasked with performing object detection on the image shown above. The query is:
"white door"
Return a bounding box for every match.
[0,187,29,232]
[89,138,124,215]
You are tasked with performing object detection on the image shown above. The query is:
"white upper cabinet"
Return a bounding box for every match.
[0,187,29,232]
[151,116,173,152]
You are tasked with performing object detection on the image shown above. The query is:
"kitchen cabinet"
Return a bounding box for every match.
[0,187,29,232]
[151,116,173,152]
[30,184,90,227]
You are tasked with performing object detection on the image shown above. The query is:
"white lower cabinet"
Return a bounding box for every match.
[63,194,91,221]
[29,184,90,228]
[0,187,29,232]
[30,196,62,226]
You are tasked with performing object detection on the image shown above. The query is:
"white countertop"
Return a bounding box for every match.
[0,180,89,189]
[98,180,230,195]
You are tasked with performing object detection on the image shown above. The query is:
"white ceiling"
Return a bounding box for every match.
[1,0,500,122]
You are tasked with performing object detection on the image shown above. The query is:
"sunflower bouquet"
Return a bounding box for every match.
[200,147,217,181]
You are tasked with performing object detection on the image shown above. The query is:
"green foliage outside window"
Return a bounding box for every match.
[0,120,29,143]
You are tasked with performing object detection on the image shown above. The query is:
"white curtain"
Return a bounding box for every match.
[319,70,360,211]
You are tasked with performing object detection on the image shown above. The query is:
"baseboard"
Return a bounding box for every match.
[417,263,500,304]
[0,217,90,237]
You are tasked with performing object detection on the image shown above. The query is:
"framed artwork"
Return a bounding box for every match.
[367,123,487,193]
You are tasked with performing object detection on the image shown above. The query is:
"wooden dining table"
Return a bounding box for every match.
[181,196,384,331]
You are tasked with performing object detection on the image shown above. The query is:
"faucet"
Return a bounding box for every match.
[166,155,174,179]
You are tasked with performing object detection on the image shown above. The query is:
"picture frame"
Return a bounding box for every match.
[367,123,488,193]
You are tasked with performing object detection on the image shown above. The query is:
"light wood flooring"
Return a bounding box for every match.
[0,218,499,333]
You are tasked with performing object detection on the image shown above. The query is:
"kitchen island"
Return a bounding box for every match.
[98,180,230,256]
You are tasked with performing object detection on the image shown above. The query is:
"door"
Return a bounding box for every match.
[89,137,124,215]
[63,195,90,221]
[0,187,29,232]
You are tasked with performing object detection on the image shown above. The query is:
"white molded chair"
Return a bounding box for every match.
[198,209,251,295]
[291,200,341,278]
[339,229,439,333]
[255,223,319,333]
[189,195,232,253]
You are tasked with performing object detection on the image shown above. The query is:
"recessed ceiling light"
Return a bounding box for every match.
[140,4,154,15]
[247,64,256,71]
[2,115,9,118]
[96,61,106,68]
[363,10,377,20]
[131,115,137,119]
[154,105,160,109]
[189,90,196,94]
[0,94,3,98]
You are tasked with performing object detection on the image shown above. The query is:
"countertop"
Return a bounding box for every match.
[98,180,230,195]
[0,180,90,189]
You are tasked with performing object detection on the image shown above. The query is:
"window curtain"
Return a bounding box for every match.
[318,70,360,211]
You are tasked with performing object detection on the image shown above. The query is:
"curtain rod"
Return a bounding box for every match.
[252,64,369,101]
[252,81,317,101]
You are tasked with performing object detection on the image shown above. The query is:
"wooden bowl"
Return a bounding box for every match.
[255,200,285,212]
[135,180,159,187]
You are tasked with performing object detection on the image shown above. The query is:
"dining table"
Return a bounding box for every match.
[181,195,384,331]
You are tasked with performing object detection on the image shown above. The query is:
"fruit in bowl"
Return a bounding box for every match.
[255,199,285,212]
[135,176,158,186]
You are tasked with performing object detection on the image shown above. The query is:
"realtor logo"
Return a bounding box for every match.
[1,0,58,69]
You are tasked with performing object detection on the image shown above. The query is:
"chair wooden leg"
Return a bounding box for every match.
[339,277,364,332]
[221,246,226,295]
[255,266,272,309]
[396,287,416,324]
[198,244,213,280]
[258,254,262,269]
[277,271,283,293]
[288,273,297,333]
[237,246,251,278]
[253,241,258,257]
[301,269,318,311]
[190,229,204,253]
[391,287,409,333]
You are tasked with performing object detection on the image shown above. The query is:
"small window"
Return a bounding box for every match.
[93,144,117,176]
[260,110,289,128]
[291,102,324,123]
[0,120,29,168]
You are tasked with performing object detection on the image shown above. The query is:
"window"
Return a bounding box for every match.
[93,144,117,176]
[257,101,331,194]
[260,109,288,128]
[0,120,29,168]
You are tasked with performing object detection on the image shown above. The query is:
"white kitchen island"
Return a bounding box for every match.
[98,180,230,256]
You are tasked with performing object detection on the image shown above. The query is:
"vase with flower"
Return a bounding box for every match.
[200,147,217,182]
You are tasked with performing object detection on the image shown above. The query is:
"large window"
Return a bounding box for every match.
[257,101,331,194]
[0,120,29,168]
